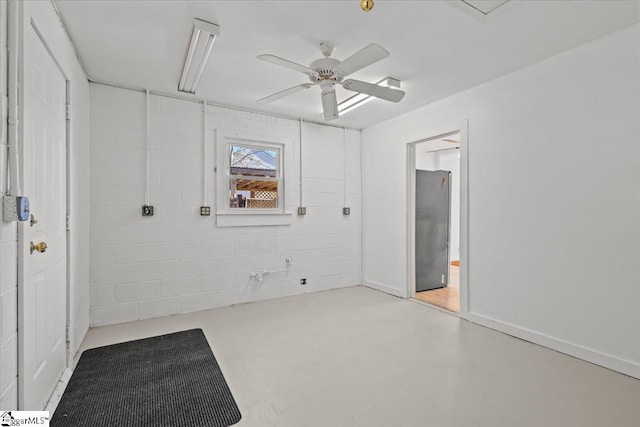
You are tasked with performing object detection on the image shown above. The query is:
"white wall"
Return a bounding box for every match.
[0,0,90,408]
[415,151,436,171]
[89,84,362,326]
[363,24,640,378]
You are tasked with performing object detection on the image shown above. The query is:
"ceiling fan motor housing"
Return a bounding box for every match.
[309,57,342,84]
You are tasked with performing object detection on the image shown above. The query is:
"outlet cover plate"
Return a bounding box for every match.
[343,207,350,215]
[3,196,17,222]
[297,207,306,215]
[200,206,211,216]
[142,205,154,216]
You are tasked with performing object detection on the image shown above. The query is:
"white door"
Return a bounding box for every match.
[18,24,68,410]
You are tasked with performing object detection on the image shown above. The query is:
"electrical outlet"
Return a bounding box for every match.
[297,206,306,215]
[343,207,350,215]
[200,206,211,216]
[142,205,154,216]
[300,278,307,285]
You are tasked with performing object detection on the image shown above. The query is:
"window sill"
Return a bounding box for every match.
[216,212,293,227]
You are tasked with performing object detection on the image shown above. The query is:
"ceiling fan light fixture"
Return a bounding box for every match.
[338,77,400,115]
[178,18,220,94]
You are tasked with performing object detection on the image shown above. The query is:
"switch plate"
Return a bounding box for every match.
[200,206,211,216]
[297,206,306,215]
[343,207,350,215]
[142,205,154,216]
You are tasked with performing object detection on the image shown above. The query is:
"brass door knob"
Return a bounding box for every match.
[30,241,47,254]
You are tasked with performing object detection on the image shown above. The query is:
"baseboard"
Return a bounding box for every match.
[364,280,406,298]
[465,312,640,380]
[44,368,72,414]
[68,324,89,369]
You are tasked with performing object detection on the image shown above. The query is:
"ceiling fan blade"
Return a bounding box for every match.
[257,54,319,77]
[321,89,338,121]
[342,79,405,103]
[257,83,314,104]
[333,43,389,76]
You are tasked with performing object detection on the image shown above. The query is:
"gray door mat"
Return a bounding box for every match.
[51,329,241,427]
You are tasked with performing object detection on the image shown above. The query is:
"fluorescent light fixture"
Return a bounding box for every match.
[178,18,220,94]
[338,77,401,115]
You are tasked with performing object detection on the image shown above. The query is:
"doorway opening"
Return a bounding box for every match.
[407,128,466,314]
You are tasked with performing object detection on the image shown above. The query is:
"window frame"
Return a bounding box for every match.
[215,131,293,226]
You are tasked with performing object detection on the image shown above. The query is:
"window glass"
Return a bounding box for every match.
[228,144,280,209]
[230,145,277,177]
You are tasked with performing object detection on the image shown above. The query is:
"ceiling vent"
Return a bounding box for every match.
[460,0,510,16]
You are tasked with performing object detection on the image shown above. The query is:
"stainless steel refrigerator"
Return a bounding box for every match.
[415,170,451,292]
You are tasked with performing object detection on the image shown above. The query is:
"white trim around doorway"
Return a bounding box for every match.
[406,119,469,317]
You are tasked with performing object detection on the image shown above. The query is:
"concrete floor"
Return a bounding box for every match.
[76,286,640,427]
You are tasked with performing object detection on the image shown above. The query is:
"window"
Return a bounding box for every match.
[228,144,281,210]
[215,131,292,226]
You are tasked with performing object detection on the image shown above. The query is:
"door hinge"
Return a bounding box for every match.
[66,324,71,346]
[65,104,71,120]
[66,215,70,230]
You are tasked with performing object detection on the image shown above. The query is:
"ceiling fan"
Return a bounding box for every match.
[256,42,405,121]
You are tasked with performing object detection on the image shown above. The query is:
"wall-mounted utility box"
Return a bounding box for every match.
[142,205,154,216]
[3,195,30,222]
[343,207,350,215]
[200,206,211,216]
[297,207,306,215]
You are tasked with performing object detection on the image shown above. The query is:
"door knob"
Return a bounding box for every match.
[30,241,47,254]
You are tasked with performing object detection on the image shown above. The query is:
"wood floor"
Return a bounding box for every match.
[414,264,460,313]
[414,286,459,312]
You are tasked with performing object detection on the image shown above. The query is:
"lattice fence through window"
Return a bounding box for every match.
[251,190,278,208]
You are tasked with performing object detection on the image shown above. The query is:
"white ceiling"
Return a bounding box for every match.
[55,0,639,129]
[462,0,511,15]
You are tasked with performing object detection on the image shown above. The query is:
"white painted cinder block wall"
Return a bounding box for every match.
[363,24,640,378]
[0,0,91,408]
[89,84,362,327]
[0,0,18,409]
